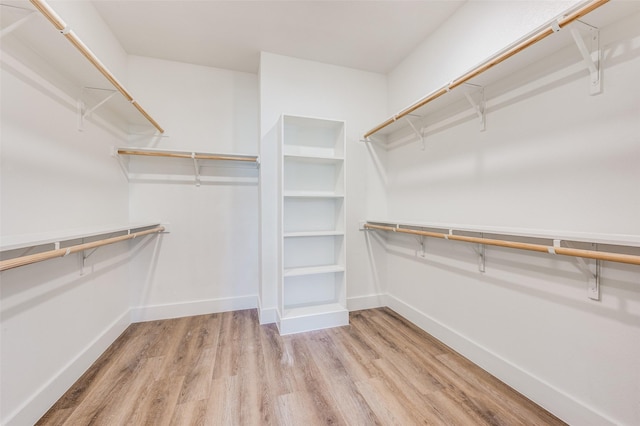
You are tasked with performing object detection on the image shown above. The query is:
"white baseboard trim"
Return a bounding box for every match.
[4,310,130,426]
[130,295,257,323]
[257,295,277,324]
[347,293,385,311]
[385,294,615,426]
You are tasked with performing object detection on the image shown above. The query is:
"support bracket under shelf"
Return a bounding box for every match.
[77,87,118,131]
[462,83,486,131]
[570,20,601,96]
[561,240,601,301]
[404,115,425,150]
[191,152,201,187]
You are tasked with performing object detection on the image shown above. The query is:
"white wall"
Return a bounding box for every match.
[259,52,389,322]
[125,56,260,320]
[388,0,580,112]
[380,3,640,425]
[0,3,131,424]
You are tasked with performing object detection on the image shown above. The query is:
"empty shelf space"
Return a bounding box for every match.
[283,231,344,238]
[282,302,347,319]
[283,264,345,277]
[283,153,344,163]
[283,191,344,198]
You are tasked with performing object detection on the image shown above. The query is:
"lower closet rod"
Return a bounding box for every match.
[0,226,165,272]
[365,223,640,266]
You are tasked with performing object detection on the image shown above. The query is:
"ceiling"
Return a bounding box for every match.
[91,1,466,74]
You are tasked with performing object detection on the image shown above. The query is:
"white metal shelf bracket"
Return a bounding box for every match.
[0,9,37,39]
[560,240,601,300]
[78,87,118,131]
[111,147,130,182]
[191,152,201,186]
[570,21,602,95]
[462,83,486,131]
[404,116,425,150]
[475,233,486,272]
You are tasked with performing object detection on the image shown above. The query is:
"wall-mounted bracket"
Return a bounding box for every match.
[404,115,425,150]
[111,146,131,182]
[570,21,601,95]
[359,135,385,144]
[359,221,369,231]
[461,83,486,131]
[78,87,118,131]
[0,9,36,39]
[414,235,427,258]
[561,240,601,300]
[191,152,201,186]
[477,233,486,272]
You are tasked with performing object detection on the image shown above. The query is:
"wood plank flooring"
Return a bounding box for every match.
[37,308,565,425]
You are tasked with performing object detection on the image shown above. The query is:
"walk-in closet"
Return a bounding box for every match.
[1,0,639,424]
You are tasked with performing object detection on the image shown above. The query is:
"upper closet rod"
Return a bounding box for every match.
[365,223,640,266]
[0,226,164,272]
[29,0,165,134]
[364,0,609,139]
[117,149,259,163]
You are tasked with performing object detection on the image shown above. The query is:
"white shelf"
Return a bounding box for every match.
[283,231,344,238]
[0,222,162,252]
[366,219,640,248]
[283,191,344,198]
[283,264,345,277]
[1,1,164,134]
[283,302,347,319]
[283,153,344,163]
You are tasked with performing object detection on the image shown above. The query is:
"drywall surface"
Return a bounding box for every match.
[388,0,580,113]
[259,52,389,320]
[0,8,130,424]
[126,56,260,320]
[380,4,640,425]
[49,0,129,84]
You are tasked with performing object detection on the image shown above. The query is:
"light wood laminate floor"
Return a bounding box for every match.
[37,308,565,425]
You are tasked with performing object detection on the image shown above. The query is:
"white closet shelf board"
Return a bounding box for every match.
[283,153,344,163]
[283,231,344,238]
[283,264,345,277]
[0,222,163,252]
[364,0,639,143]
[283,302,348,319]
[0,1,163,133]
[366,219,640,248]
[283,191,344,198]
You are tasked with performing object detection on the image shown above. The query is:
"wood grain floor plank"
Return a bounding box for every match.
[303,330,381,425]
[38,308,566,426]
[170,399,207,426]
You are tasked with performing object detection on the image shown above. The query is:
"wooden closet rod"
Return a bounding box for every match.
[365,223,640,266]
[0,226,164,272]
[29,0,165,134]
[364,0,609,138]
[117,149,259,163]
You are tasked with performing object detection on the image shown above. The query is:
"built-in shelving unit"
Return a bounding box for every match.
[115,147,259,185]
[0,0,164,134]
[279,115,348,334]
[363,0,638,147]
